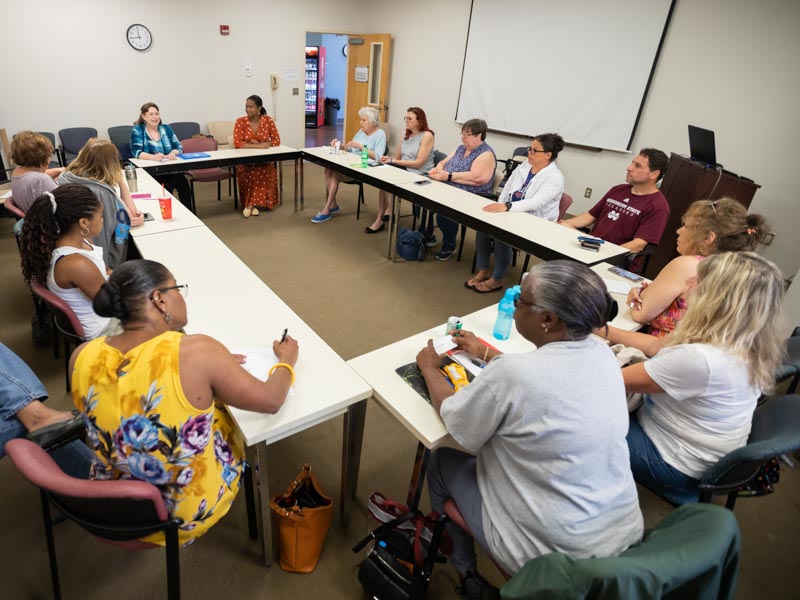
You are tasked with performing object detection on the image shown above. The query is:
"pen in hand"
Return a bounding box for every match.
[280,328,288,343]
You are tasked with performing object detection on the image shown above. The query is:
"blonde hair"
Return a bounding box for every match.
[682,198,770,255]
[65,138,121,186]
[667,252,787,390]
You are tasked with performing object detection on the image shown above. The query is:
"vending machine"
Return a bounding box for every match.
[305,46,326,128]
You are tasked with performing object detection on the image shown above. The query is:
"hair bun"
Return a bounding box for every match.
[93,280,126,319]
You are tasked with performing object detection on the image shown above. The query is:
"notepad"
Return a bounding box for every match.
[178,152,211,160]
[130,193,152,199]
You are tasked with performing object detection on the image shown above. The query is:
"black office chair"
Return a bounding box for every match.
[108,125,134,163]
[169,122,201,141]
[37,131,64,167]
[58,127,97,165]
[774,328,800,394]
[412,149,447,236]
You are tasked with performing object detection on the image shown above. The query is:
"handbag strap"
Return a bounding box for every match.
[351,510,420,553]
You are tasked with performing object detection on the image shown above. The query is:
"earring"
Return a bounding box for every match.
[163,312,172,324]
[542,325,548,333]
[80,226,90,236]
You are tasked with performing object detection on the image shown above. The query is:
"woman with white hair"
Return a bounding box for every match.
[624,251,788,505]
[311,106,386,223]
[416,261,642,597]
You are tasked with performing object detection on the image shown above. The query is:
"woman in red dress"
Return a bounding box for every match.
[233,95,281,217]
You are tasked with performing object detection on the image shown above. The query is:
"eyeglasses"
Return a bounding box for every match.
[149,284,189,300]
[527,147,549,154]
[706,199,719,215]
[513,292,540,309]
[460,131,476,138]
[403,116,415,121]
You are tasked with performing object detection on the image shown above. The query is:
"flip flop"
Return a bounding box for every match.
[464,277,489,290]
[473,282,503,294]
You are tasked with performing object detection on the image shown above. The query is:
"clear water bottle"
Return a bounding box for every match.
[361,144,369,167]
[492,288,517,340]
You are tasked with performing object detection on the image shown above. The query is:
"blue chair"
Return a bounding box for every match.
[169,122,201,142]
[58,127,97,165]
[108,125,134,163]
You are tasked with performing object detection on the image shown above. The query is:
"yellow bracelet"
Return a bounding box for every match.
[483,346,490,362]
[268,363,296,386]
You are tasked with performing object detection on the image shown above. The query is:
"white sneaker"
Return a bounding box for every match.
[243,207,252,218]
[251,207,260,216]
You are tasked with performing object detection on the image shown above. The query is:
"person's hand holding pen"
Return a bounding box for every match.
[451,329,501,362]
[627,282,648,311]
[272,329,299,367]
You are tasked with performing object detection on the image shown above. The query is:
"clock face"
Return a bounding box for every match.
[127,24,152,51]
[342,44,348,58]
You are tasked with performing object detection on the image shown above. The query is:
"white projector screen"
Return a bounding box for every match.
[456,0,674,151]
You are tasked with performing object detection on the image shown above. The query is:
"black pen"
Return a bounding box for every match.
[280,328,288,343]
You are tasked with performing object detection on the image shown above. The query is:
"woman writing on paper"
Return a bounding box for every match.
[598,198,770,357]
[130,102,193,209]
[466,133,565,293]
[70,259,299,545]
[311,106,386,223]
[415,261,642,595]
[623,252,787,505]
[233,94,282,218]
[366,107,435,234]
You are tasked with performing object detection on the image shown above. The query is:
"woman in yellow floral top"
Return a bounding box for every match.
[70,259,299,546]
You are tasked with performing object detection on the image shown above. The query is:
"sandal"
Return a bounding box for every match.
[473,279,503,294]
[464,274,490,290]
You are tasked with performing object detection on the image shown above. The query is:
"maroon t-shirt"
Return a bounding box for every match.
[588,184,670,246]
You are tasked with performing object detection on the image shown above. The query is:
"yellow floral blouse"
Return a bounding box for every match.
[72,331,244,546]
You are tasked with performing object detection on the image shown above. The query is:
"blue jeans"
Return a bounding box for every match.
[475,233,513,281]
[427,448,490,575]
[627,412,700,505]
[0,344,92,478]
[436,215,459,252]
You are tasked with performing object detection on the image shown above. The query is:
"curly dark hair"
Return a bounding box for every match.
[19,184,101,285]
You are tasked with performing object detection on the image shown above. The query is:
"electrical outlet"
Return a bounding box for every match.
[292,88,299,96]
[584,187,592,198]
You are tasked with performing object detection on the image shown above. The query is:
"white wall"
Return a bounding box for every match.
[4,0,798,276]
[366,0,800,276]
[1,0,365,149]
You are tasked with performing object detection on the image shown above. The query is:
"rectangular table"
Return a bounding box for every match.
[128,168,206,237]
[133,226,372,565]
[347,263,646,508]
[131,146,303,209]
[300,147,629,267]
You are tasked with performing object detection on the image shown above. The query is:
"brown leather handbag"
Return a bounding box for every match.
[270,464,333,573]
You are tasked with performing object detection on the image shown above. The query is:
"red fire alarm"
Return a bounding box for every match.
[220,25,230,36]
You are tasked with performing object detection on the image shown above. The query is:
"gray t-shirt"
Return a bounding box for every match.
[441,337,643,574]
[11,171,58,212]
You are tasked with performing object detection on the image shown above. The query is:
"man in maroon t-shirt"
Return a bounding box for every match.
[561,148,670,253]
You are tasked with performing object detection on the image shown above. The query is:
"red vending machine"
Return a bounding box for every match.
[305,46,326,128]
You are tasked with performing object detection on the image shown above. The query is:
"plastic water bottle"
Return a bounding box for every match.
[492,288,517,340]
[361,144,369,168]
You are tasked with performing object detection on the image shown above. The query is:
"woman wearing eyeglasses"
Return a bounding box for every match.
[622,252,787,505]
[427,118,496,261]
[69,259,299,545]
[366,107,435,233]
[599,198,770,357]
[467,133,565,293]
[416,261,642,593]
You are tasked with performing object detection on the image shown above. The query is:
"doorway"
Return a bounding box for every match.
[304,32,348,148]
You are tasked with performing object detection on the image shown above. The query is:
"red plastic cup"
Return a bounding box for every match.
[158,196,173,220]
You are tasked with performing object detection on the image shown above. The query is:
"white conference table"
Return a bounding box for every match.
[300,147,629,266]
[347,262,646,508]
[131,145,303,209]
[133,226,372,565]
[128,168,206,237]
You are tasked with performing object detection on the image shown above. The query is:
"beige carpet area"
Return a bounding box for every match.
[0,163,797,599]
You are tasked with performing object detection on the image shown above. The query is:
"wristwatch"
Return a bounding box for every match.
[505,201,513,211]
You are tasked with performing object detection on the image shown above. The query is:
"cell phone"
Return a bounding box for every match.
[608,266,644,282]
[577,235,605,244]
[143,212,155,222]
[580,240,601,252]
[414,180,432,186]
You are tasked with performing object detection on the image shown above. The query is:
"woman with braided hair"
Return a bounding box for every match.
[19,184,120,339]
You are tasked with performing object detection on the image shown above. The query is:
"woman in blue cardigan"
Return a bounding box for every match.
[130,102,193,209]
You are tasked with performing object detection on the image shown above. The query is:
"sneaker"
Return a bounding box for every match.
[311,212,332,223]
[251,207,260,216]
[329,206,340,215]
[424,235,438,248]
[456,571,500,600]
[242,207,252,218]
[435,248,454,261]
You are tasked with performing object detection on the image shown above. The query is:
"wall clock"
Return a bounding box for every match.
[342,44,348,58]
[127,24,152,51]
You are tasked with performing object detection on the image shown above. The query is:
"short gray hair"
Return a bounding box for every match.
[358,106,380,126]
[523,261,614,339]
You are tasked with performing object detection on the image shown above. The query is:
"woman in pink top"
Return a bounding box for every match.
[600,198,770,356]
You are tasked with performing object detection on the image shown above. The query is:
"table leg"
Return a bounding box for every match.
[278,160,284,206]
[299,158,304,211]
[233,169,239,211]
[388,194,400,261]
[245,443,275,566]
[406,441,430,511]
[340,399,367,526]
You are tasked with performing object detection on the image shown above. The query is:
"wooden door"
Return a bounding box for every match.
[343,34,392,142]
